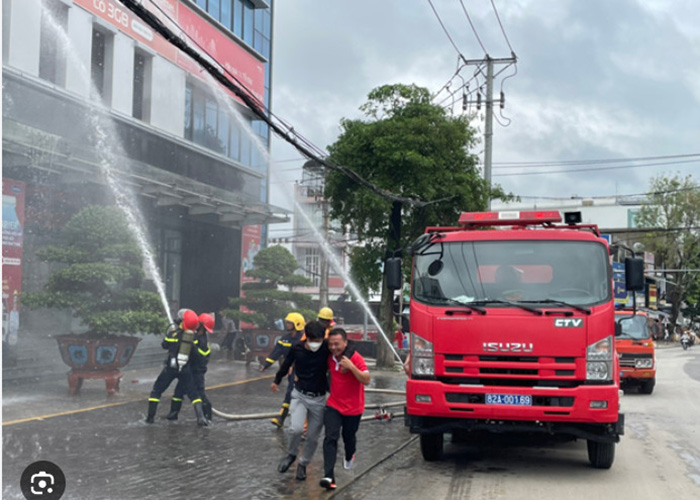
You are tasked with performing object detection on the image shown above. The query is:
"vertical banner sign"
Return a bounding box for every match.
[612,261,628,306]
[2,179,26,346]
[240,225,262,329]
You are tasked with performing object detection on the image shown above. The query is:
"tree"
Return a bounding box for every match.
[325,83,510,367]
[22,205,168,336]
[636,174,700,327]
[222,245,315,329]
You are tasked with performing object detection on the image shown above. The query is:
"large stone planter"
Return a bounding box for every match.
[56,334,141,395]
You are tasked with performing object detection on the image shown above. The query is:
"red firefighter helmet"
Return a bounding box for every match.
[182,310,199,331]
[199,313,215,333]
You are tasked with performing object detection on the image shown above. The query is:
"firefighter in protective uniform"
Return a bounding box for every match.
[317,307,334,337]
[146,309,208,426]
[260,312,305,428]
[167,313,213,422]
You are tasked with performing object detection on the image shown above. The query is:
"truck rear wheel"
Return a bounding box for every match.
[420,432,444,461]
[587,440,615,469]
[639,379,655,395]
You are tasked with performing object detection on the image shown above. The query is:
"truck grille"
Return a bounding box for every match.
[619,352,653,368]
[438,354,579,387]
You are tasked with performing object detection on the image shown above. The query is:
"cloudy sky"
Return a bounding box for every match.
[267,0,699,228]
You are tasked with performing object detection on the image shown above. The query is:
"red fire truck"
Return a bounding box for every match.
[386,210,645,469]
[614,309,656,394]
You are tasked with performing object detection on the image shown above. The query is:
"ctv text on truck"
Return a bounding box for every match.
[386,210,646,469]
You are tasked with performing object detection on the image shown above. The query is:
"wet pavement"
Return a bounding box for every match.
[2,356,410,500]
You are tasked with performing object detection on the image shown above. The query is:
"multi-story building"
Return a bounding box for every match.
[288,161,347,303]
[2,0,286,339]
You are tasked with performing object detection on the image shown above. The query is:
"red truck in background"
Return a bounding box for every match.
[614,310,656,394]
[386,210,646,469]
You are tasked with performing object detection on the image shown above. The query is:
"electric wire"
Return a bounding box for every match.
[458,0,488,55]
[494,153,700,168]
[490,0,514,55]
[493,158,700,177]
[426,0,465,58]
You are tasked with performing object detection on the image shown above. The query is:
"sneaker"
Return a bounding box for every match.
[343,454,355,470]
[320,477,337,490]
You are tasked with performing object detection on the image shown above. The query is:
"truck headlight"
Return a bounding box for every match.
[586,336,612,381]
[635,358,653,369]
[411,332,434,376]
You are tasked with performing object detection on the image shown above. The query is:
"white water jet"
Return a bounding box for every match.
[39,3,172,324]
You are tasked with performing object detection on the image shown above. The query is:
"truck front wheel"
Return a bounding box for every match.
[587,440,615,469]
[420,432,444,461]
[640,379,655,395]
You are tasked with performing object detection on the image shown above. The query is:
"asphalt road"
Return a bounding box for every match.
[334,346,700,500]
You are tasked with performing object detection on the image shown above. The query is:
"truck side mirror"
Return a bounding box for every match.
[624,257,645,292]
[385,257,402,290]
[614,321,623,337]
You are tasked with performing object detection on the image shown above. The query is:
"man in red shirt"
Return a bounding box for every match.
[319,328,371,491]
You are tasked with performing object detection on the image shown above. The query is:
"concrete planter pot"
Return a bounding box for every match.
[56,334,141,395]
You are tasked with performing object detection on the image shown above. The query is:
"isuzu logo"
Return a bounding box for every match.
[482,342,534,353]
[554,318,584,328]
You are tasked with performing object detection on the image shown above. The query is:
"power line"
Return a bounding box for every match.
[458,0,488,55]
[490,0,515,55]
[511,185,700,201]
[493,158,700,177]
[426,0,465,59]
[494,153,700,168]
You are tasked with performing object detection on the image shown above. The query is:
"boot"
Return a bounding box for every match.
[203,400,213,421]
[146,399,158,424]
[194,401,209,427]
[270,403,289,428]
[166,398,182,420]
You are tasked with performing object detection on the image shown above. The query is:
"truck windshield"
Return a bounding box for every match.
[615,314,650,340]
[412,240,610,307]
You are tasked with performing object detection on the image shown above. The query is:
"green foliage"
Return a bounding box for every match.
[22,205,169,336]
[636,173,700,324]
[222,245,315,329]
[325,83,512,294]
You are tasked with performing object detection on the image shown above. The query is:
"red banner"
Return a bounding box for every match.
[240,225,262,329]
[3,179,26,346]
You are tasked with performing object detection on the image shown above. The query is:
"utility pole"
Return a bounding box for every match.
[319,171,330,308]
[462,55,517,210]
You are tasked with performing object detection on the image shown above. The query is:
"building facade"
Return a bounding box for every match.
[2,0,286,343]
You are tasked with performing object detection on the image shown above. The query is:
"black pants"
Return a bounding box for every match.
[174,367,208,405]
[150,365,197,402]
[323,406,362,479]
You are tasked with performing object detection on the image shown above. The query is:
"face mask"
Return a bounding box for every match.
[307,341,322,352]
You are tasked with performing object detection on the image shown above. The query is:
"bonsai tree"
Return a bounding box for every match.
[23,205,168,336]
[222,245,315,328]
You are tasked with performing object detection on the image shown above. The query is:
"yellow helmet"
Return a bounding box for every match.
[285,312,306,331]
[318,307,334,321]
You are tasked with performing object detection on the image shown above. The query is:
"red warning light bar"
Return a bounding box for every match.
[459,210,562,226]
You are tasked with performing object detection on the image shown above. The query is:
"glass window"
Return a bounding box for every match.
[412,241,611,307]
[184,85,192,140]
[263,9,271,37]
[243,0,254,45]
[208,0,220,22]
[229,123,240,161]
[91,27,112,103]
[192,90,205,145]
[240,134,251,167]
[233,0,243,37]
[195,0,207,9]
[132,50,151,121]
[217,111,230,157]
[205,97,221,152]
[220,0,232,30]
[39,0,68,86]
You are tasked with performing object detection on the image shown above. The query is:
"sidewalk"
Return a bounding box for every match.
[2,354,411,500]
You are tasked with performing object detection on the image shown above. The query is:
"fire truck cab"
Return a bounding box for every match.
[387,210,645,469]
[614,309,656,394]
